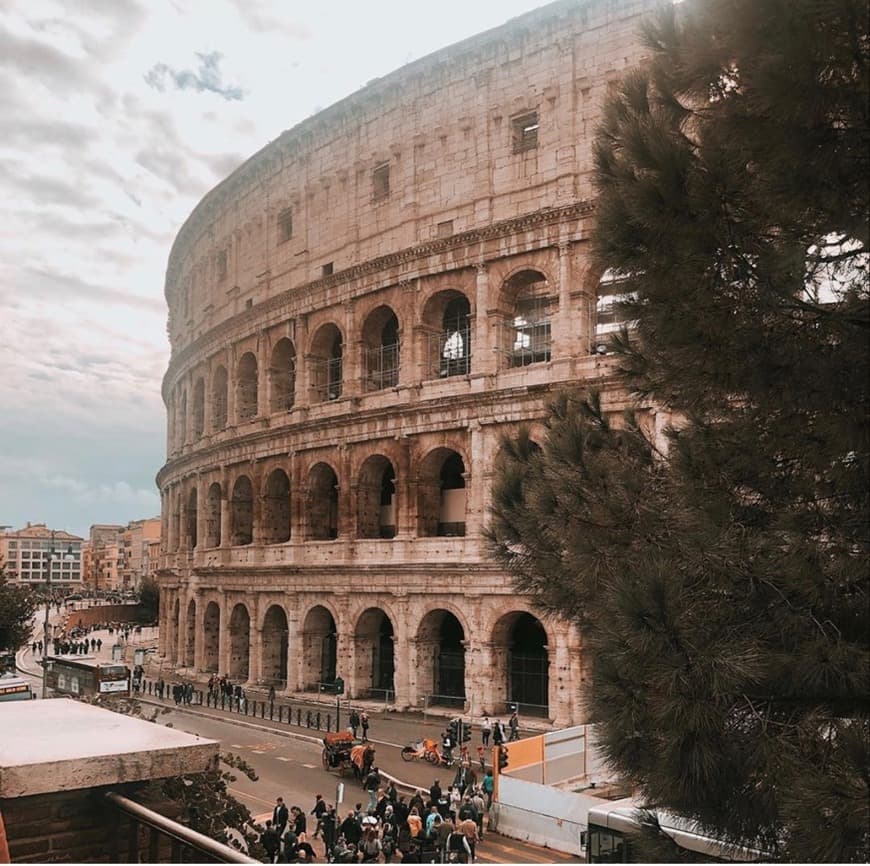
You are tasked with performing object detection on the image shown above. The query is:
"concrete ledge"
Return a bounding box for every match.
[0,701,218,797]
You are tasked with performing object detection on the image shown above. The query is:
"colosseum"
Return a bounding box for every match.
[156,0,662,727]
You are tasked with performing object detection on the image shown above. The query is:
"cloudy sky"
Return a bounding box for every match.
[0,0,551,540]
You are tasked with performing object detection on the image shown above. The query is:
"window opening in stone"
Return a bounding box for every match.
[595,268,637,354]
[437,297,471,378]
[322,262,334,277]
[185,488,198,549]
[236,352,259,421]
[192,378,205,438]
[310,325,343,403]
[358,456,397,539]
[230,476,254,546]
[417,610,466,706]
[277,207,293,244]
[302,606,337,689]
[372,162,390,200]
[512,111,539,153]
[355,609,395,700]
[504,271,554,367]
[437,220,454,238]
[438,452,466,536]
[262,469,291,544]
[205,482,222,548]
[217,250,228,281]
[229,603,250,680]
[261,605,289,688]
[307,463,339,540]
[269,338,296,413]
[212,365,228,431]
[364,311,400,391]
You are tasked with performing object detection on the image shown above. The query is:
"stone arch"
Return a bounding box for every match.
[417,447,466,537]
[231,475,254,546]
[357,454,396,539]
[205,482,222,548]
[202,602,220,672]
[184,599,196,667]
[353,607,395,699]
[169,597,180,664]
[499,268,554,368]
[491,611,551,717]
[269,338,296,413]
[306,462,339,539]
[417,608,467,706]
[301,605,338,689]
[192,378,205,438]
[212,365,228,430]
[262,468,291,544]
[361,305,400,391]
[185,487,198,549]
[421,289,471,379]
[229,603,251,680]
[261,604,289,688]
[236,352,258,421]
[309,322,343,402]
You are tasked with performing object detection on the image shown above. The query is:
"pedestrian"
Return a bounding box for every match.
[349,708,360,739]
[321,804,338,858]
[508,711,520,742]
[96,638,102,651]
[480,715,491,747]
[492,719,504,747]
[363,766,381,811]
[292,805,307,842]
[273,797,289,838]
[310,793,327,839]
[259,819,280,864]
[360,710,369,742]
[31,642,37,654]
[268,684,276,704]
[385,780,398,804]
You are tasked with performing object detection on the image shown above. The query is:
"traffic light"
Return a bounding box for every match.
[447,719,459,741]
[461,720,471,742]
[334,676,344,695]
[498,745,509,772]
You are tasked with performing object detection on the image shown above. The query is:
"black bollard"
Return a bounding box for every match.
[269,702,274,721]
[326,713,332,732]
[316,711,321,730]
[296,708,302,726]
[306,710,312,728]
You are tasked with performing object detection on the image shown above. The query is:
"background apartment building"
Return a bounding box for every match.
[0,522,84,588]
[83,518,161,592]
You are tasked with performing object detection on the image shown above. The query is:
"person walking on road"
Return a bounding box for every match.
[481,715,491,747]
[360,710,370,741]
[259,820,280,863]
[272,796,289,838]
[349,708,360,739]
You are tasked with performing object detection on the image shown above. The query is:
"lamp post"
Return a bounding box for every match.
[41,530,73,698]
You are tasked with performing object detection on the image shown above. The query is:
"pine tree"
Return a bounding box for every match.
[0,571,38,655]
[489,0,868,860]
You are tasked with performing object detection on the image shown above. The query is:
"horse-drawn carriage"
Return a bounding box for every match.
[322,732,355,776]
[321,732,376,780]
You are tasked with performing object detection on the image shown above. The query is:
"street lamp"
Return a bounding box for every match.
[41,530,73,698]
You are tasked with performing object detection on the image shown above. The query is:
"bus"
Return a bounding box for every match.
[586,800,768,863]
[0,673,34,702]
[44,655,131,699]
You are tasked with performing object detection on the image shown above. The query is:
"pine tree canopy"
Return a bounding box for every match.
[488,0,868,861]
[0,571,38,654]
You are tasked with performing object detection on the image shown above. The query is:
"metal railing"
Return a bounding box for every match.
[106,791,257,863]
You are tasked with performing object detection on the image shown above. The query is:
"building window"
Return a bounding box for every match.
[217,250,227,281]
[595,269,637,354]
[373,163,390,200]
[436,220,454,238]
[322,262,334,277]
[277,208,293,244]
[512,111,539,153]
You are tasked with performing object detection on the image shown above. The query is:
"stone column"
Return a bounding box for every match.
[249,625,263,685]
[226,347,237,425]
[473,263,496,375]
[217,593,229,676]
[467,640,498,715]
[251,465,264,545]
[257,333,270,418]
[391,599,411,709]
[394,439,413,538]
[342,300,360,399]
[338,446,353,539]
[398,280,417,387]
[195,477,207,552]
[176,600,186,669]
[285,611,299,693]
[465,422,484,536]
[220,473,232,548]
[193,593,205,672]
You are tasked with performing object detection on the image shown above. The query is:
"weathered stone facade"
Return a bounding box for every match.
[157,0,661,726]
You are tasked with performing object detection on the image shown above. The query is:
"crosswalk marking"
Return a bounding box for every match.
[251,749,265,754]
[276,756,291,762]
[301,763,316,769]
[230,744,244,749]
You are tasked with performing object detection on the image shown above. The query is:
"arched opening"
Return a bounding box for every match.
[594,268,636,354]
[417,448,466,537]
[230,476,254,546]
[354,608,395,700]
[492,611,550,717]
[212,366,228,431]
[262,469,291,544]
[417,610,466,707]
[422,291,471,379]
[185,488,198,549]
[309,323,343,402]
[269,338,296,413]
[302,606,337,689]
[203,602,220,672]
[205,482,222,548]
[173,495,182,551]
[236,352,259,421]
[306,463,339,540]
[192,378,205,438]
[362,306,400,391]
[229,603,250,680]
[357,455,396,539]
[184,599,196,667]
[261,605,289,688]
[502,269,554,367]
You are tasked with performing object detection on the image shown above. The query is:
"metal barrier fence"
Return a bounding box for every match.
[106,791,257,863]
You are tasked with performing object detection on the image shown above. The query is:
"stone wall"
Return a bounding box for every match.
[65,603,147,629]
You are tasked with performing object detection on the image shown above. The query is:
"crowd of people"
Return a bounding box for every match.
[257,769,495,864]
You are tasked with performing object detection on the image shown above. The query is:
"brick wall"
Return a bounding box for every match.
[65,604,148,629]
